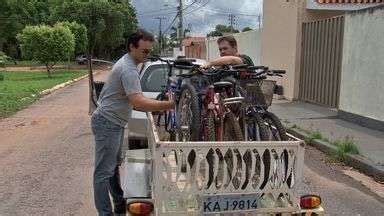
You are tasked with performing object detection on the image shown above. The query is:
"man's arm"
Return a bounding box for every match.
[129,93,174,112]
[202,56,243,68]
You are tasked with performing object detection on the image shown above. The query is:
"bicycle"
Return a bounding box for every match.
[148,56,198,141]
[236,66,288,141]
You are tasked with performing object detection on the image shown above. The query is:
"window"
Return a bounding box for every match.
[141,65,168,92]
[140,64,194,92]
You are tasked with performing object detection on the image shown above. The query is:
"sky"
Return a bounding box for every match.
[131,0,263,37]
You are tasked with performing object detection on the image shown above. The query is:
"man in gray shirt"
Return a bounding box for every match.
[91,29,173,215]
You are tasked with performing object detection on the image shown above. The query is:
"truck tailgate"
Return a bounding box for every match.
[147,113,305,215]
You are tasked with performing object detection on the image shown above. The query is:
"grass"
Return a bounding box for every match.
[0,70,87,118]
[285,123,360,162]
[5,60,76,67]
[332,136,360,162]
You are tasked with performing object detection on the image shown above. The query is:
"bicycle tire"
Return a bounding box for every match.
[155,92,166,127]
[178,83,201,141]
[223,112,244,141]
[248,112,270,141]
[204,110,216,141]
[262,111,288,141]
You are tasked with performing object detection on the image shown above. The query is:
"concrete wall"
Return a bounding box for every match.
[260,0,343,100]
[206,30,261,65]
[339,6,384,121]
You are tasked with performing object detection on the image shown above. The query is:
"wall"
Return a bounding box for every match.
[185,41,206,59]
[260,0,343,100]
[206,30,261,65]
[339,6,384,121]
[260,0,300,100]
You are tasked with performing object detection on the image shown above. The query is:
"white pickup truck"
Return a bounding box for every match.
[90,57,324,215]
[121,112,324,216]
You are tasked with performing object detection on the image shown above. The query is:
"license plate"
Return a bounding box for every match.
[203,194,260,213]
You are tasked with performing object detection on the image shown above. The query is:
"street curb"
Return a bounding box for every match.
[40,71,101,96]
[286,127,384,182]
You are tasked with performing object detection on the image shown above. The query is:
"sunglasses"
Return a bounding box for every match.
[141,49,151,55]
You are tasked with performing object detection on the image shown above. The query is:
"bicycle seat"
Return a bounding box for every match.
[213,81,233,90]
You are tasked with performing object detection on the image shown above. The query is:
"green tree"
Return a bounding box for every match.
[52,0,137,59]
[207,24,239,37]
[242,27,253,32]
[17,25,75,77]
[0,0,52,59]
[55,21,88,55]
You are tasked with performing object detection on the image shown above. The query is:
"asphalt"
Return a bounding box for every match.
[270,100,384,181]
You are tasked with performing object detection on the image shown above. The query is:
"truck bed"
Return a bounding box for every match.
[146,113,307,215]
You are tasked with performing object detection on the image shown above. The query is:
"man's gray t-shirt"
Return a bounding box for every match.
[95,53,142,127]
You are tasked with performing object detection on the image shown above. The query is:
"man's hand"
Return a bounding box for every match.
[129,93,174,111]
[200,62,212,69]
[165,92,175,108]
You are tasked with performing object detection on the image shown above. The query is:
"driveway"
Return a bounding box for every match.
[0,70,108,215]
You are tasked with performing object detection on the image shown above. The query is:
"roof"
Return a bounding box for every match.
[316,0,383,4]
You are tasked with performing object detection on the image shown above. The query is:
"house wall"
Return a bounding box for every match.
[261,0,342,100]
[206,30,261,65]
[339,6,384,121]
[185,41,206,59]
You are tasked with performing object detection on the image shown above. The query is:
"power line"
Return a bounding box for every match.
[137,0,199,18]
[163,14,178,34]
[184,0,211,16]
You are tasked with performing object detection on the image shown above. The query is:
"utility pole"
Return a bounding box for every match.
[228,14,236,33]
[177,0,183,51]
[154,17,166,55]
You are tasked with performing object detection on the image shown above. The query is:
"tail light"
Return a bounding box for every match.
[127,201,153,215]
[300,195,321,209]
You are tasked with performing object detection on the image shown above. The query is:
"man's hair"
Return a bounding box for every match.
[127,29,155,52]
[217,35,237,48]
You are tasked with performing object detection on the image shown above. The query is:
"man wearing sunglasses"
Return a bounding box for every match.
[90,29,173,215]
[202,35,254,68]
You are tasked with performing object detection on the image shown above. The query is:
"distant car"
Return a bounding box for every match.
[75,54,87,65]
[128,57,206,140]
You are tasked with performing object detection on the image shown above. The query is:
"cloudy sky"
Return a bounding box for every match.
[131,0,263,37]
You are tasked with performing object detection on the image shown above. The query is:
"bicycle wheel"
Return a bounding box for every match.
[262,111,288,141]
[223,112,244,141]
[247,112,270,141]
[204,110,216,141]
[178,83,201,141]
[155,92,166,127]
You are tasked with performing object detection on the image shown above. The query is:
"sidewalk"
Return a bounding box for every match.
[270,100,384,181]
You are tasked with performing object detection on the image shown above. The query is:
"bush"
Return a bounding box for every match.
[0,51,10,68]
[55,21,88,55]
[17,25,75,78]
[0,73,4,81]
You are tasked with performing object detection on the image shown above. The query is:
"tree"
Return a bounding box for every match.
[0,0,52,59]
[207,24,239,37]
[52,0,138,59]
[242,27,253,32]
[17,25,75,77]
[55,21,88,55]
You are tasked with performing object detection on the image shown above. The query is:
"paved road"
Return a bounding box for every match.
[0,71,383,215]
